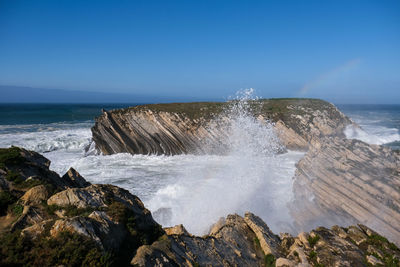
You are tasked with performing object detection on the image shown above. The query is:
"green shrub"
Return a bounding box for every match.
[11,203,23,216]
[309,250,317,259]
[308,234,320,247]
[42,203,95,217]
[367,233,400,252]
[0,230,113,266]
[0,191,17,216]
[42,203,61,215]
[62,205,95,217]
[384,255,400,267]
[6,170,24,184]
[264,254,275,267]
[15,179,43,190]
[106,201,163,265]
[107,202,127,223]
[254,237,261,249]
[0,147,24,169]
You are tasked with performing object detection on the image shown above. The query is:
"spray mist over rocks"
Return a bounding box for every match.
[148,89,304,235]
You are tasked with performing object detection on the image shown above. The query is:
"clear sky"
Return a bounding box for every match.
[0,0,399,103]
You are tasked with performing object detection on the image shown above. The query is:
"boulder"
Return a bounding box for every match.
[21,185,49,205]
[61,167,91,188]
[164,224,189,236]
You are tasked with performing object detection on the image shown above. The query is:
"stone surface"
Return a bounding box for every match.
[50,211,126,250]
[47,184,146,212]
[243,212,281,256]
[132,214,400,267]
[91,99,352,155]
[164,224,190,236]
[61,167,91,188]
[291,137,400,245]
[21,185,49,205]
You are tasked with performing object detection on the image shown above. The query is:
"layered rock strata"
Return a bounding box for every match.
[292,137,400,245]
[91,99,352,155]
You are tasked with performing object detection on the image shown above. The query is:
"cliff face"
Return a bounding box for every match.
[1,147,399,266]
[291,137,400,245]
[91,99,352,155]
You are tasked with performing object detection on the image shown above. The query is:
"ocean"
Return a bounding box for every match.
[338,104,400,150]
[0,102,399,234]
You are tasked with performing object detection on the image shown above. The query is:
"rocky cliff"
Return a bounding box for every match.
[91,99,352,155]
[291,137,400,245]
[1,147,399,266]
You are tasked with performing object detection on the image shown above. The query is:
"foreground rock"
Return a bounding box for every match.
[291,137,400,245]
[0,147,163,266]
[91,99,352,155]
[0,147,399,266]
[132,212,400,267]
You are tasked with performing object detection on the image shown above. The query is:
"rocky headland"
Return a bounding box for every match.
[1,147,399,266]
[91,99,352,155]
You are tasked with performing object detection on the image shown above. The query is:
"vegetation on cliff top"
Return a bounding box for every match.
[108,98,334,120]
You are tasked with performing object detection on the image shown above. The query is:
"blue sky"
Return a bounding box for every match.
[0,0,399,103]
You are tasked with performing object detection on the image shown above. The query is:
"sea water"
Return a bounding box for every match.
[0,100,399,234]
[339,104,400,149]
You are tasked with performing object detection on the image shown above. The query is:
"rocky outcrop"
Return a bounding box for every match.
[291,137,400,245]
[132,212,400,267]
[21,185,49,205]
[61,167,91,188]
[91,99,352,155]
[0,147,164,266]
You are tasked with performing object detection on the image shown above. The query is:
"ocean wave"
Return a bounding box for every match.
[0,121,93,134]
[344,124,400,145]
[0,127,92,153]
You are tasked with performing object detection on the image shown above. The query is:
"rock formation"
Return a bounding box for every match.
[132,212,400,267]
[291,137,400,245]
[91,99,352,155]
[0,147,399,266]
[0,147,163,266]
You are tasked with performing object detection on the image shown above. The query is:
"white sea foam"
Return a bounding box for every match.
[0,90,304,234]
[0,127,92,153]
[344,124,400,145]
[145,89,303,234]
[147,151,303,235]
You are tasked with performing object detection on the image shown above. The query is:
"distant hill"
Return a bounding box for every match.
[0,85,209,103]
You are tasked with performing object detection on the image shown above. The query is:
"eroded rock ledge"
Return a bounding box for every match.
[1,147,399,266]
[91,99,352,155]
[133,213,400,267]
[291,137,400,246]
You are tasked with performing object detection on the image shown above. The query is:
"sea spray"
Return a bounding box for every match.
[0,94,304,234]
[344,124,400,146]
[147,89,302,234]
